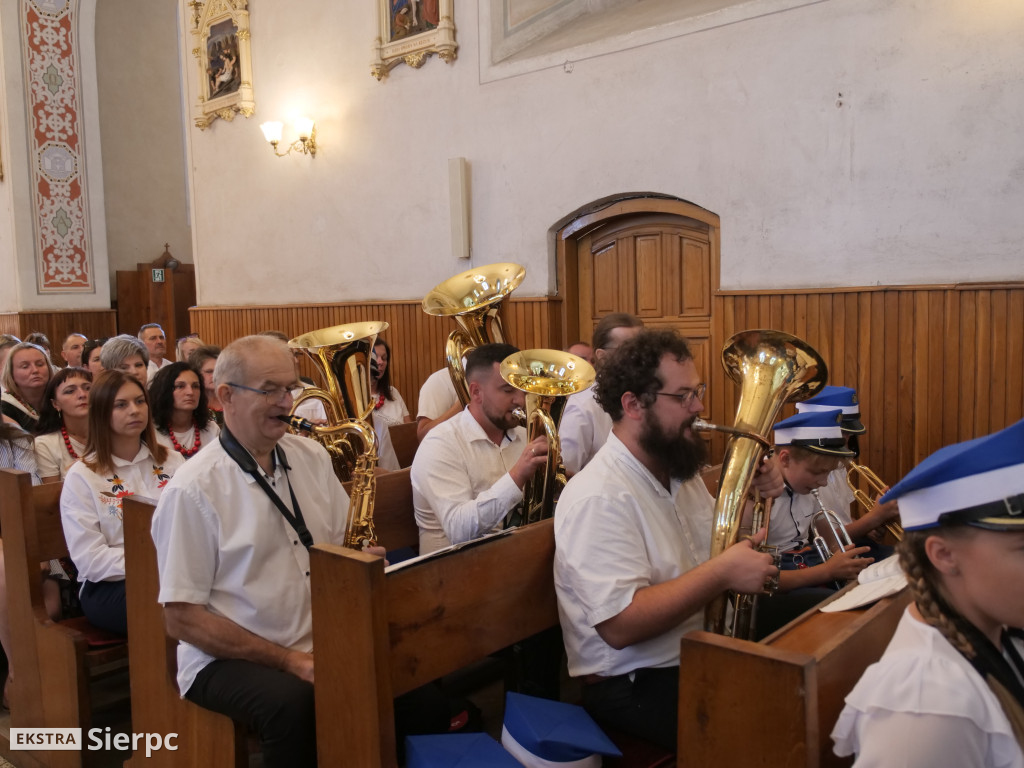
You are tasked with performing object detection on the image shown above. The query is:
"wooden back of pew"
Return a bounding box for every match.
[122,496,247,768]
[310,518,559,767]
[388,421,419,468]
[677,589,911,768]
[344,467,418,554]
[0,469,128,768]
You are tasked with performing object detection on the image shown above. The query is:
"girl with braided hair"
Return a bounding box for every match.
[832,418,1024,767]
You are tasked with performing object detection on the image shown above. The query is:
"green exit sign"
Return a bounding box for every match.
[152,269,165,283]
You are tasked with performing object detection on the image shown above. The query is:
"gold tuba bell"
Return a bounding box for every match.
[287,321,387,549]
[704,330,828,635]
[499,349,596,525]
[422,263,526,405]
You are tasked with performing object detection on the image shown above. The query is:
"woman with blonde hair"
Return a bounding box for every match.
[1,342,56,431]
[60,370,183,635]
[833,418,1024,767]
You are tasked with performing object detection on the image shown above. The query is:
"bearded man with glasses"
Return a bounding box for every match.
[553,328,784,752]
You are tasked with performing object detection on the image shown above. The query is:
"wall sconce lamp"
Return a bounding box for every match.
[259,117,317,157]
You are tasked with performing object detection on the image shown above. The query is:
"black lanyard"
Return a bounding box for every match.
[219,428,313,549]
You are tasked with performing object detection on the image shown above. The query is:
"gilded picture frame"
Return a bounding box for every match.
[188,0,255,130]
[372,0,458,81]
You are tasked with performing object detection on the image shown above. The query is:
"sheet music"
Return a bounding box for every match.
[384,527,517,573]
[819,554,908,613]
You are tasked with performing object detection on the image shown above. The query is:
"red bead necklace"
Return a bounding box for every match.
[60,425,80,459]
[374,392,386,410]
[169,423,202,458]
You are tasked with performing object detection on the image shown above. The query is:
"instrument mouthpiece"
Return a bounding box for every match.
[277,414,315,432]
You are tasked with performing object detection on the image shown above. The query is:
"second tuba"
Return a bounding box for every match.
[704,330,828,635]
[422,263,526,405]
[500,349,596,525]
[287,321,387,549]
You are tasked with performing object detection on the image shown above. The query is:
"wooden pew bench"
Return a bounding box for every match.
[677,589,911,768]
[0,469,129,768]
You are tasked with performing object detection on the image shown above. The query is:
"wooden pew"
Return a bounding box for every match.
[677,589,911,768]
[310,518,559,767]
[0,469,129,768]
[388,421,419,468]
[121,496,247,768]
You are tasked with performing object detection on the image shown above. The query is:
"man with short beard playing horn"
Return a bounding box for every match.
[553,328,784,751]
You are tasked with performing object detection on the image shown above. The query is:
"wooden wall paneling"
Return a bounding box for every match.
[1006,290,1024,426]
[0,310,118,353]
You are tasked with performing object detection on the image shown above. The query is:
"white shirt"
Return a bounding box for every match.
[411,408,526,554]
[151,433,351,697]
[833,607,1024,768]
[0,433,41,483]
[554,432,714,678]
[373,386,410,427]
[559,389,612,475]
[35,429,86,480]
[146,357,173,382]
[61,444,184,582]
[416,368,459,420]
[154,422,221,460]
[768,469,855,551]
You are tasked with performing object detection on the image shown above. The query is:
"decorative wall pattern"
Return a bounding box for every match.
[22,0,93,292]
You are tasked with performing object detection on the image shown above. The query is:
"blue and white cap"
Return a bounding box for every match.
[880,418,1024,531]
[405,733,523,767]
[501,693,621,767]
[773,410,854,457]
[795,385,865,434]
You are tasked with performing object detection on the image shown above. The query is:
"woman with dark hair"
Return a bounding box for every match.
[81,338,106,376]
[188,344,223,425]
[370,337,412,429]
[34,367,92,483]
[833,418,1024,767]
[60,370,183,635]
[149,362,219,459]
[1,342,56,431]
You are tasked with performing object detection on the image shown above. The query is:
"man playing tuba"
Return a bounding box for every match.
[553,328,784,751]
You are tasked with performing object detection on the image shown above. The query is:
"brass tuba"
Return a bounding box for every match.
[846,460,903,541]
[422,263,526,405]
[499,350,596,525]
[704,330,828,635]
[287,321,387,549]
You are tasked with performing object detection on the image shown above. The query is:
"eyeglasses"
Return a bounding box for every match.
[654,383,706,407]
[227,382,295,404]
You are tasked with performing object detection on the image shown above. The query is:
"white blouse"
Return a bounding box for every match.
[34,429,86,480]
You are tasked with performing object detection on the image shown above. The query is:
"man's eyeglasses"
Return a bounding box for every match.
[653,384,706,407]
[227,382,295,404]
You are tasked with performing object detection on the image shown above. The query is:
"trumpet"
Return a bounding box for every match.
[809,488,856,589]
[846,460,903,541]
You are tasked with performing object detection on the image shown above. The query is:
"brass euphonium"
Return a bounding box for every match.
[422,263,526,405]
[499,350,596,525]
[287,321,387,549]
[704,330,828,635]
[846,460,903,541]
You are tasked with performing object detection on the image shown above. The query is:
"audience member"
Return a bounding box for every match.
[149,362,219,459]
[0,336,21,391]
[1,342,56,431]
[100,334,149,384]
[81,338,106,376]
[24,332,52,362]
[60,333,88,368]
[139,323,171,380]
[565,341,594,364]
[60,370,183,636]
[176,333,204,364]
[34,367,92,482]
[189,345,223,425]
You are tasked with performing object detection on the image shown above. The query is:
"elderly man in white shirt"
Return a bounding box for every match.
[151,335,363,768]
[411,343,547,555]
[139,323,173,381]
[559,312,643,475]
[554,328,784,751]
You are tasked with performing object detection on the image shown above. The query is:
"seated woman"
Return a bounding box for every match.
[81,338,107,377]
[1,342,56,431]
[34,367,92,483]
[0,335,22,382]
[187,345,223,426]
[175,334,205,364]
[60,370,184,636]
[370,337,413,429]
[833,418,1024,767]
[98,334,148,385]
[149,362,219,460]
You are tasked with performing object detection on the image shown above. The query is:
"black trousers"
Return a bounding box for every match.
[581,666,679,752]
[186,659,317,768]
[79,579,127,636]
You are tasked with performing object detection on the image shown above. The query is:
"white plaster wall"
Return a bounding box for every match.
[95,0,192,296]
[182,0,1024,306]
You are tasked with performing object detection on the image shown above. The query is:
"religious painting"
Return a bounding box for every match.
[190,0,255,130]
[372,0,458,81]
